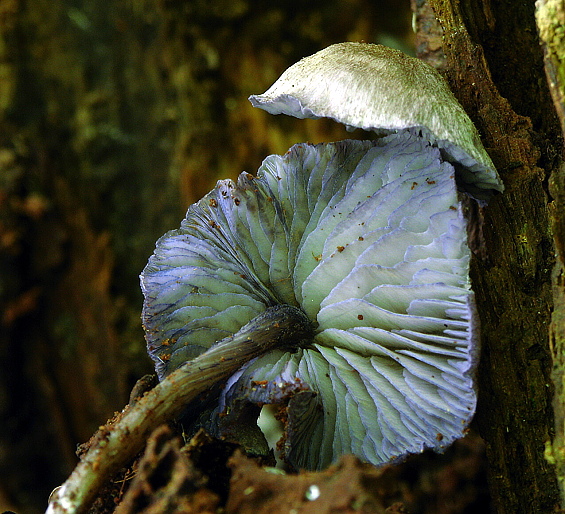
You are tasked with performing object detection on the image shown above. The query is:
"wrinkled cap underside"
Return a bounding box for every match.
[140,132,477,470]
[249,42,503,203]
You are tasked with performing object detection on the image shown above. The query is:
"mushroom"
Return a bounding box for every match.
[141,132,478,470]
[139,42,494,470]
[47,42,491,513]
[250,42,503,203]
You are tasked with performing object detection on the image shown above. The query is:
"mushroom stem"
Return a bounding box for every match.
[46,304,314,514]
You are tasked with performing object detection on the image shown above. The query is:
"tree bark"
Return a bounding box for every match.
[420,1,563,512]
[536,0,565,505]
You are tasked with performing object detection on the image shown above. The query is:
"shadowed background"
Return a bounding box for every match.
[0,1,413,511]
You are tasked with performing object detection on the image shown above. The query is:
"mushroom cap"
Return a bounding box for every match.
[249,42,503,203]
[141,132,477,470]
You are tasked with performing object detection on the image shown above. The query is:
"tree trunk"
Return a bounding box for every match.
[537,0,565,506]
[418,0,563,512]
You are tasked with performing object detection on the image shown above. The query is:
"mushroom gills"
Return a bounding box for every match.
[141,131,477,470]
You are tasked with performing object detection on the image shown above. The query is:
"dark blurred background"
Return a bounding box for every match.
[0,1,415,512]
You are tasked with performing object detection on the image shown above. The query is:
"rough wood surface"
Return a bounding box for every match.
[424,1,563,512]
[537,0,565,505]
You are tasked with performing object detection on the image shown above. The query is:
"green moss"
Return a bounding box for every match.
[537,0,565,93]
